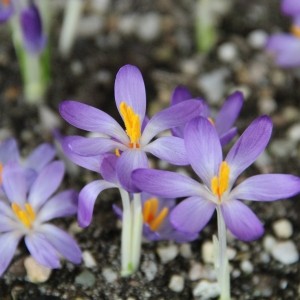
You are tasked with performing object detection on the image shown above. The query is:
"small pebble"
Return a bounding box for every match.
[24,256,52,283]
[218,42,238,63]
[189,263,216,281]
[271,241,299,265]
[193,280,220,299]
[227,247,236,261]
[157,244,178,263]
[288,123,300,142]
[136,13,161,42]
[272,219,293,239]
[258,97,277,115]
[141,260,158,281]
[82,251,97,268]
[248,30,268,49]
[269,139,295,158]
[179,243,193,259]
[102,268,118,283]
[75,270,96,287]
[202,241,214,264]
[263,235,276,253]
[240,260,253,274]
[168,275,184,293]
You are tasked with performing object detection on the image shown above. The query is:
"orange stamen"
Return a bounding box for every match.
[12,202,36,228]
[211,161,230,201]
[0,163,3,184]
[291,25,300,38]
[207,117,215,126]
[115,148,120,157]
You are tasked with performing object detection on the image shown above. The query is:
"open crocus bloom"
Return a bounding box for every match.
[132,116,300,241]
[0,161,81,276]
[170,86,243,146]
[113,193,198,242]
[60,64,203,192]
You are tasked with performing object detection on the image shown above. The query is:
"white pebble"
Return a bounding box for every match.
[24,256,52,283]
[202,241,214,264]
[193,280,220,299]
[263,235,276,253]
[258,97,277,115]
[102,267,118,283]
[82,251,97,268]
[168,275,184,292]
[248,30,268,49]
[227,247,237,261]
[240,260,253,274]
[136,13,161,42]
[273,219,293,239]
[157,244,178,263]
[179,243,193,259]
[218,43,238,63]
[288,123,300,142]
[271,241,299,265]
[141,260,158,281]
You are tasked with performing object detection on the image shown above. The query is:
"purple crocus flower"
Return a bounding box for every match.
[0,161,81,276]
[60,64,203,193]
[171,86,243,146]
[266,0,300,67]
[113,193,198,243]
[0,0,13,22]
[132,116,300,241]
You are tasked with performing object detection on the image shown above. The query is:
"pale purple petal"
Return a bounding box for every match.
[39,224,81,264]
[0,2,14,23]
[221,199,264,241]
[37,190,78,222]
[231,174,300,202]
[144,136,189,165]
[0,202,19,232]
[25,233,61,268]
[78,180,117,227]
[219,127,238,146]
[59,101,128,143]
[132,169,204,198]
[67,136,126,157]
[170,196,216,233]
[281,0,300,16]
[3,163,27,205]
[0,138,19,164]
[171,85,192,105]
[99,154,119,184]
[141,100,203,145]
[226,116,273,183]
[184,117,222,187]
[116,149,148,192]
[28,161,65,210]
[0,232,22,276]
[24,143,55,172]
[215,91,243,136]
[115,64,146,121]
[62,136,103,173]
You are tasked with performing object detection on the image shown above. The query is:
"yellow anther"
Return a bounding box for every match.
[115,148,121,157]
[207,117,215,126]
[211,161,230,200]
[119,102,141,148]
[12,202,36,229]
[143,197,169,231]
[0,163,3,184]
[291,25,300,38]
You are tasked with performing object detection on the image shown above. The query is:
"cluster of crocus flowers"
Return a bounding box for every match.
[266,0,300,67]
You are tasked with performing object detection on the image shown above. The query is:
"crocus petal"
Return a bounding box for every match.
[141,100,203,145]
[221,199,264,241]
[184,117,222,187]
[115,64,146,121]
[116,149,148,192]
[78,180,117,227]
[20,4,46,54]
[144,136,189,165]
[24,143,55,172]
[59,101,128,143]
[215,91,243,136]
[62,136,103,173]
[219,127,238,147]
[171,85,193,105]
[132,169,205,198]
[226,116,272,183]
[266,34,300,68]
[100,154,119,184]
[0,2,14,23]
[0,138,19,164]
[67,136,126,157]
[37,190,78,222]
[0,232,21,276]
[0,215,19,233]
[3,163,27,205]
[231,174,300,202]
[25,233,60,268]
[281,0,300,17]
[39,224,81,264]
[170,196,216,233]
[29,161,65,210]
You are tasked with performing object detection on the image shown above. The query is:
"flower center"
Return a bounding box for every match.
[120,102,141,148]
[143,197,169,231]
[12,202,36,228]
[291,25,300,39]
[211,161,230,201]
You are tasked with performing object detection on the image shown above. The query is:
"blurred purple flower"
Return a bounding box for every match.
[113,193,198,243]
[0,0,13,22]
[170,86,243,146]
[60,64,203,193]
[132,116,300,241]
[0,161,81,276]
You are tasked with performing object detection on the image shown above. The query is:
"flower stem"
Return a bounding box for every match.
[216,205,231,300]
